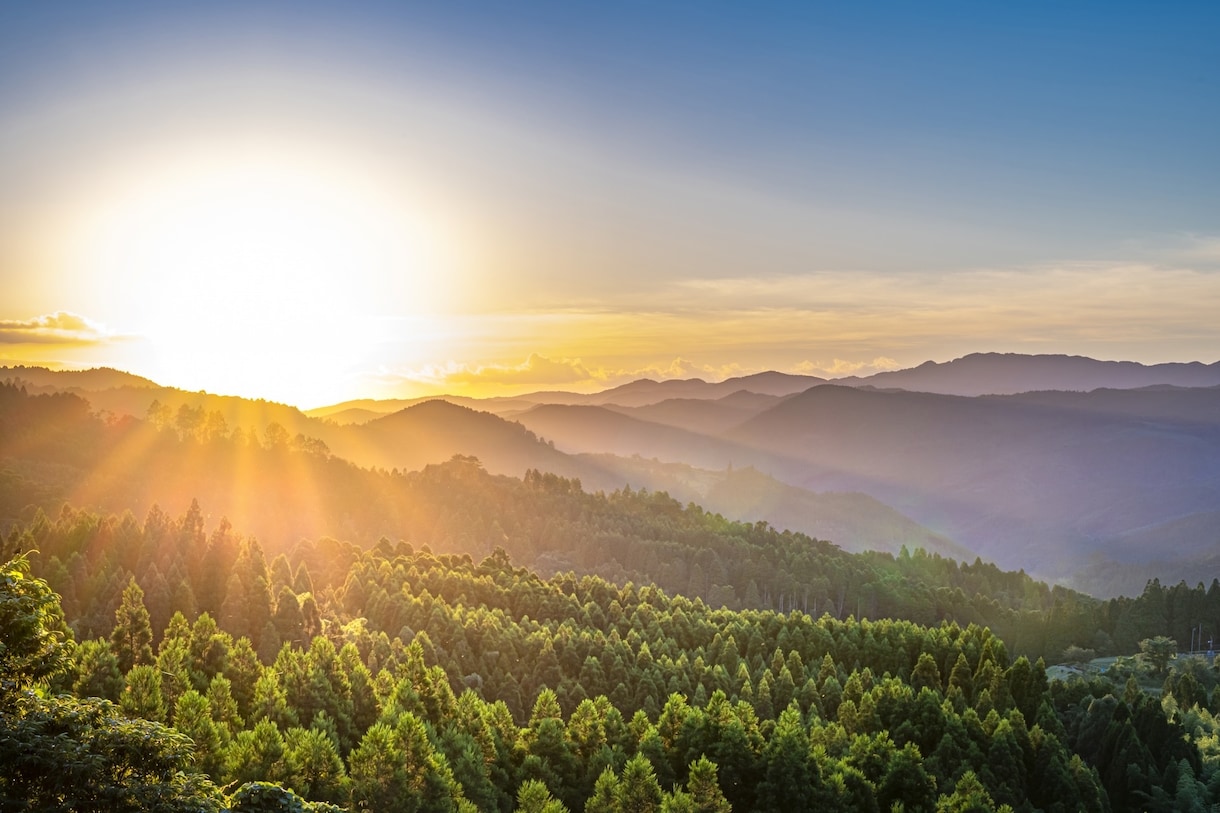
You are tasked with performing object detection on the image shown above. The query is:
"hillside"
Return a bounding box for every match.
[726,385,1220,586]
[13,360,1220,596]
[579,456,969,560]
[513,404,777,472]
[1,364,159,391]
[601,391,782,435]
[0,384,974,613]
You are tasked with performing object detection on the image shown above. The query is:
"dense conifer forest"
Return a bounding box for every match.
[5,381,1220,810]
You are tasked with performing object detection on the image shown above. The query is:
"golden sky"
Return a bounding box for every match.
[2,3,1218,407]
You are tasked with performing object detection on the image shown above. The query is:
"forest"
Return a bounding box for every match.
[4,381,1220,810]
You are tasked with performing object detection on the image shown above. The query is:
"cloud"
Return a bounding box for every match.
[396,353,598,389]
[383,354,772,396]
[620,357,751,381]
[792,357,902,377]
[0,311,118,345]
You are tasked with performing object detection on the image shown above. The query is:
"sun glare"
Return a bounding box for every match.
[68,143,453,405]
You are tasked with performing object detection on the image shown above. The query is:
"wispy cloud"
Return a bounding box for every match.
[0,312,119,345]
[393,354,597,390]
[793,357,902,377]
[380,354,775,395]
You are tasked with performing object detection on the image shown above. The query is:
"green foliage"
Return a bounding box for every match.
[0,555,223,812]
[283,725,350,805]
[111,575,154,674]
[516,778,570,813]
[7,490,1220,812]
[1139,635,1178,677]
[228,781,344,813]
[71,637,124,701]
[0,554,68,697]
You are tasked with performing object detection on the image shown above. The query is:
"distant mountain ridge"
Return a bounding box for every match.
[1,365,159,391]
[835,352,1220,396]
[306,352,1220,417]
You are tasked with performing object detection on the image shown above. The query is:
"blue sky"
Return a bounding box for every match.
[1,1,1218,403]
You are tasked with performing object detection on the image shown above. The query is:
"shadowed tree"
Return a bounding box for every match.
[1138,636,1177,677]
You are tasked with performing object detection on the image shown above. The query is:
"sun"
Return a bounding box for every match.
[69,141,451,405]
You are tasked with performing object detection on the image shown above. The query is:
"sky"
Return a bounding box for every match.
[1,1,1218,407]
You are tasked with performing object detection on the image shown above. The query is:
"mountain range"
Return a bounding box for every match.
[6,351,1219,596]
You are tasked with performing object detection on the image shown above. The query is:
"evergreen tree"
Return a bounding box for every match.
[226,718,287,785]
[111,576,154,674]
[121,663,167,722]
[756,704,816,812]
[175,689,224,777]
[517,778,570,813]
[617,753,664,813]
[938,770,1001,812]
[349,722,412,813]
[72,637,124,701]
[585,767,620,813]
[0,554,223,811]
[283,725,350,805]
[274,586,305,648]
[911,651,943,693]
[685,756,732,813]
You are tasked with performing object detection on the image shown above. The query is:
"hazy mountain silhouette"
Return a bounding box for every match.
[840,352,1220,395]
[307,394,542,419]
[577,371,824,406]
[313,406,386,425]
[580,454,970,559]
[330,400,607,482]
[0,382,961,566]
[602,391,783,434]
[512,403,789,472]
[303,353,1220,415]
[1000,384,1220,425]
[16,358,1220,595]
[2,365,159,391]
[726,384,1220,588]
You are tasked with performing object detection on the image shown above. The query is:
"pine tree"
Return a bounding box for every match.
[585,767,620,813]
[175,690,223,777]
[121,663,167,722]
[516,778,570,813]
[756,704,815,812]
[938,770,1000,812]
[283,725,349,804]
[71,637,124,701]
[911,651,943,693]
[616,753,664,813]
[273,586,305,648]
[111,576,154,674]
[685,756,732,813]
[226,718,287,785]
